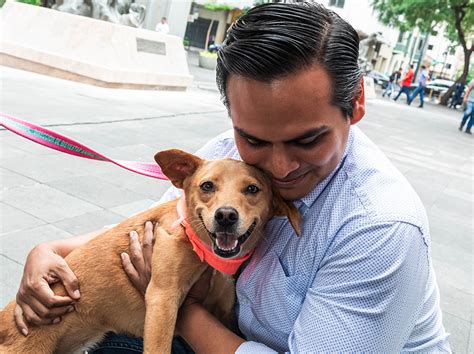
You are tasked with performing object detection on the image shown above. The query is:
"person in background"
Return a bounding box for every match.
[155,17,169,34]
[393,64,414,103]
[449,82,465,109]
[458,78,474,134]
[382,68,401,98]
[408,65,429,108]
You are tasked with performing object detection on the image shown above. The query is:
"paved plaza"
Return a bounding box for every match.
[1,52,473,352]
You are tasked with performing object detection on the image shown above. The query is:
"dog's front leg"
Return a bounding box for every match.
[143,235,207,354]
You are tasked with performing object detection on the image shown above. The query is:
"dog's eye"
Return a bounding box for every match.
[246,184,260,194]
[200,181,215,192]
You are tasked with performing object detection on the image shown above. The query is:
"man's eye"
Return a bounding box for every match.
[246,184,260,194]
[294,134,324,148]
[247,138,261,145]
[297,136,317,145]
[200,181,215,192]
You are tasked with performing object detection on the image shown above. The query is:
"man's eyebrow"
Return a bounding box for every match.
[235,127,270,144]
[235,126,330,144]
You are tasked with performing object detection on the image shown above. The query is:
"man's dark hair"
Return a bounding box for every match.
[216,2,362,118]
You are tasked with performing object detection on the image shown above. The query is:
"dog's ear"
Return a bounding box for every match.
[272,188,301,236]
[154,149,203,189]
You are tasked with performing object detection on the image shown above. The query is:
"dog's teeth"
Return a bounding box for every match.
[216,238,238,251]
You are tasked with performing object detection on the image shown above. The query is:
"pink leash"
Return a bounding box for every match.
[0,112,168,180]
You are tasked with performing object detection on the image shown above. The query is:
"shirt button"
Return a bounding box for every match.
[239,297,249,305]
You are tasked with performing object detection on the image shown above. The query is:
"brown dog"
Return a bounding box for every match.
[0,149,300,353]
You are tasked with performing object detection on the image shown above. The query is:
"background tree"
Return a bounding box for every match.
[371,0,474,105]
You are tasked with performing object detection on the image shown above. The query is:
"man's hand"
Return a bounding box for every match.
[121,220,213,303]
[121,221,156,296]
[15,244,80,336]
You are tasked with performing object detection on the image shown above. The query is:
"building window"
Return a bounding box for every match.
[428,44,434,50]
[329,0,345,8]
[397,31,405,43]
[445,63,452,69]
[418,39,423,50]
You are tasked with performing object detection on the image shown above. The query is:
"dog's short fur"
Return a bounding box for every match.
[0,149,300,354]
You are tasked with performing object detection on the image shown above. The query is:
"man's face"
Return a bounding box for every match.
[227,66,363,201]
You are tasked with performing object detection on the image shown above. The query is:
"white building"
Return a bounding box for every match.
[425,23,462,80]
[325,0,465,81]
[324,0,400,74]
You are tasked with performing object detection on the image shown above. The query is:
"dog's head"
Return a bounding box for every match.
[155,149,301,259]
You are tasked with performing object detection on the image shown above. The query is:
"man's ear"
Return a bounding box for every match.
[154,149,203,189]
[350,78,365,125]
[272,188,301,236]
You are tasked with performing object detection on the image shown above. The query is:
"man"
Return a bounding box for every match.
[381,68,401,98]
[459,78,474,134]
[155,17,169,34]
[408,65,429,108]
[449,82,465,109]
[14,3,451,352]
[393,64,414,102]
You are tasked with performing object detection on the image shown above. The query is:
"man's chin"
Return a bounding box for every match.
[274,175,318,201]
[277,186,312,201]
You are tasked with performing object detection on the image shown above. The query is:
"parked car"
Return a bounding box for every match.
[366,70,390,88]
[426,79,454,92]
[409,79,455,98]
[424,79,455,97]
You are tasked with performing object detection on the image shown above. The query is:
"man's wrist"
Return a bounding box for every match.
[177,302,245,353]
[176,302,203,337]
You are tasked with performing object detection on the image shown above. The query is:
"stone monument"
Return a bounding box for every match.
[0,0,192,90]
[52,0,146,28]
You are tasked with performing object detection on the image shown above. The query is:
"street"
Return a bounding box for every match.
[0,53,473,352]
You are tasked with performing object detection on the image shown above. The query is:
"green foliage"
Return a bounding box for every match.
[199,51,218,59]
[203,3,235,11]
[16,0,41,4]
[0,0,5,7]
[466,62,474,82]
[371,0,474,45]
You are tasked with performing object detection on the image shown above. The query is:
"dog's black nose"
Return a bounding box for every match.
[215,207,239,227]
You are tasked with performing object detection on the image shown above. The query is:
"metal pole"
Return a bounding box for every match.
[414,32,430,79]
[440,51,448,78]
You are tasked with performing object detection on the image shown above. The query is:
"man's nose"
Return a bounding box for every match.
[268,146,299,179]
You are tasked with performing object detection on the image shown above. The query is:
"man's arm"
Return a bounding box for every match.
[15,228,106,334]
[48,228,106,257]
[462,83,473,105]
[177,303,245,353]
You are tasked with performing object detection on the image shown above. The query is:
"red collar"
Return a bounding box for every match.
[171,195,253,275]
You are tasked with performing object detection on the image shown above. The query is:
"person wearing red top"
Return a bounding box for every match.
[393,64,414,103]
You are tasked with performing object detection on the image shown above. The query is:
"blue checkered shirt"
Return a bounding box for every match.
[158,127,450,353]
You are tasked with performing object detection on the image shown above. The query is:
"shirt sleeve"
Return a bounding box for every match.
[236,341,278,353]
[285,221,430,352]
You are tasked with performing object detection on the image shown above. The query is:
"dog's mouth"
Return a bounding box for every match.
[199,214,257,258]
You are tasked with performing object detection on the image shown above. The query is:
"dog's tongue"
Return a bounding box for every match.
[215,232,238,251]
